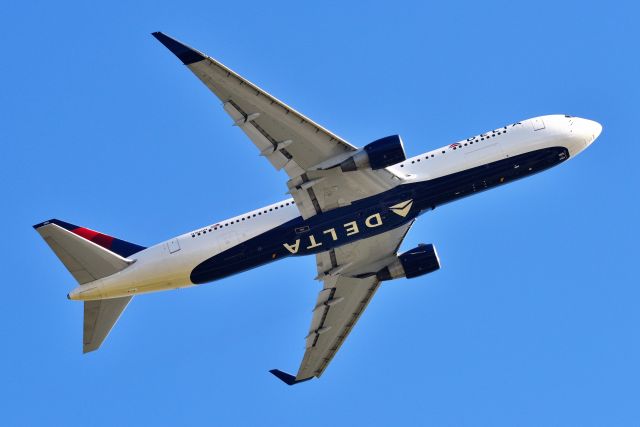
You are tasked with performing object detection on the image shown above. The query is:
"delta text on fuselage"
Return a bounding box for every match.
[33,32,602,385]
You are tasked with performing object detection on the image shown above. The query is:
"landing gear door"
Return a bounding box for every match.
[168,238,181,254]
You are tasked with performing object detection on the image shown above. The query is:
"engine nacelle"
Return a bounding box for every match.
[377,244,441,281]
[340,135,406,172]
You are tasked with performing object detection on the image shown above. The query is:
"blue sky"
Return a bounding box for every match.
[2,1,639,425]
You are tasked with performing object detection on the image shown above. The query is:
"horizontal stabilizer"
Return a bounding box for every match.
[84,296,132,353]
[269,369,313,386]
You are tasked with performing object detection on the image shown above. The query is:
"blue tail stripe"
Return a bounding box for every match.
[32,218,146,258]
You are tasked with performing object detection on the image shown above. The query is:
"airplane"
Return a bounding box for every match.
[34,32,602,385]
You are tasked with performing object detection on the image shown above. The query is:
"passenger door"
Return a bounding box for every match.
[532,117,546,131]
[167,238,181,254]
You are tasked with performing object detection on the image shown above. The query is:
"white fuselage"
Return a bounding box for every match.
[68,115,601,301]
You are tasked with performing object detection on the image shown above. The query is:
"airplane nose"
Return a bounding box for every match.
[578,118,602,144]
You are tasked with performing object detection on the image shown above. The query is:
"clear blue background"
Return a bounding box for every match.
[2,1,638,425]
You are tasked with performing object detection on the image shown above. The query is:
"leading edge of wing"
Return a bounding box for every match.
[152,32,206,65]
[269,369,313,386]
[151,31,357,155]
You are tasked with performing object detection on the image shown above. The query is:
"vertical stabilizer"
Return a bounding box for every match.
[34,219,145,353]
[33,219,144,284]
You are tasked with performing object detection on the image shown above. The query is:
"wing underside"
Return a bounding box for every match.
[152,32,403,220]
[273,221,414,384]
[152,32,415,384]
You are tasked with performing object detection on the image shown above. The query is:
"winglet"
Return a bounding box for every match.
[151,32,206,65]
[269,369,313,386]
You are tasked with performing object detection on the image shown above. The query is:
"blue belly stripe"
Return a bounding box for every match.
[190,146,568,284]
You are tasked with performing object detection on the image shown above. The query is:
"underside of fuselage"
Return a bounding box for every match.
[33,30,603,380]
[190,146,569,284]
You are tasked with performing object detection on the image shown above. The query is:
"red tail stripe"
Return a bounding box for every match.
[72,227,115,250]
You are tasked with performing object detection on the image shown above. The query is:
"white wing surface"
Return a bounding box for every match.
[152,32,402,219]
[153,33,414,384]
[270,221,414,384]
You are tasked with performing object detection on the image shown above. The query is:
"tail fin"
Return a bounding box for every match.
[33,219,146,284]
[34,219,146,353]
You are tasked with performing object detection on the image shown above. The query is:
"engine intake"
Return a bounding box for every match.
[340,135,406,172]
[377,244,441,281]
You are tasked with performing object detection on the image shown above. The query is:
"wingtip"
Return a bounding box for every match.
[269,369,313,386]
[151,31,205,65]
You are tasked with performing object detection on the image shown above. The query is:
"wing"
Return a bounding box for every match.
[152,32,403,218]
[270,221,414,385]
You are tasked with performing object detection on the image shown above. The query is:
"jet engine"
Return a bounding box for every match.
[340,135,406,172]
[377,244,441,281]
